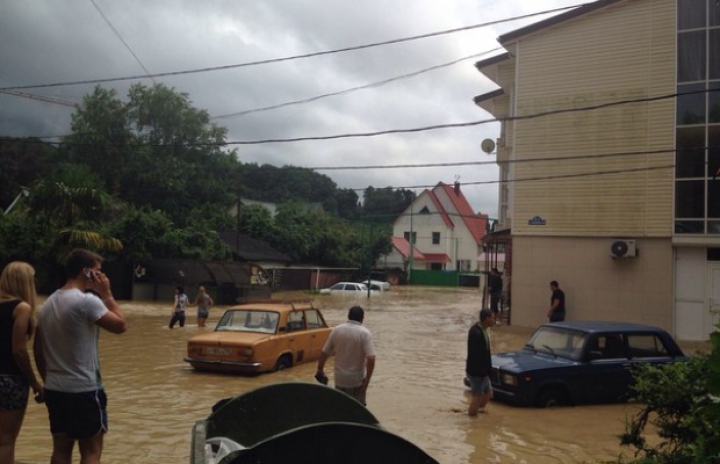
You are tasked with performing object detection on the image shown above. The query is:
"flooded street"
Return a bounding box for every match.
[17,286,651,463]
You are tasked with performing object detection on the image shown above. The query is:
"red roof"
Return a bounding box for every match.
[426,189,455,228]
[436,182,488,245]
[391,237,425,260]
[417,253,451,263]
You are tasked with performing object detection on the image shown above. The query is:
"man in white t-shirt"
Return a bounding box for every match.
[34,249,126,464]
[315,306,376,406]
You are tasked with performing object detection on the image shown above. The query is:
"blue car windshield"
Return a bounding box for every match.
[526,327,587,361]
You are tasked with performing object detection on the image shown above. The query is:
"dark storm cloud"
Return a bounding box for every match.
[0,0,587,216]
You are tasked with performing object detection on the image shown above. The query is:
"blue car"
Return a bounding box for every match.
[489,321,688,407]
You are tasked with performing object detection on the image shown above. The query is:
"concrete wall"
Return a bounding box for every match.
[510,236,674,332]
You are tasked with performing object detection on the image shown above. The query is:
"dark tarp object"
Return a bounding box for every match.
[220,422,440,464]
[206,382,379,448]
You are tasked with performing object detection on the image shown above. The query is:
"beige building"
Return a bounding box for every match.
[475,0,720,340]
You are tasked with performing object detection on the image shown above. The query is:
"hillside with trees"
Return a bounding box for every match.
[0,83,415,281]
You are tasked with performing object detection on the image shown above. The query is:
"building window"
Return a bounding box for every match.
[457,259,471,271]
[676,127,705,177]
[678,31,706,83]
[430,262,443,270]
[404,231,417,244]
[432,232,440,244]
[675,0,720,235]
[679,0,706,29]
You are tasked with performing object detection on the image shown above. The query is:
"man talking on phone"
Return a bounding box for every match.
[34,249,127,464]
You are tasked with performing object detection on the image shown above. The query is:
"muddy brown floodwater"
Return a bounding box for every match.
[16,286,700,464]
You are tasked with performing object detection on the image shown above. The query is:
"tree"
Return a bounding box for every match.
[23,177,124,260]
[619,325,720,463]
[67,84,237,224]
[239,204,278,245]
[363,186,416,223]
[237,163,337,204]
[323,188,360,220]
[0,137,56,210]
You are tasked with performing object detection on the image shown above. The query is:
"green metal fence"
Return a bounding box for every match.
[408,270,482,287]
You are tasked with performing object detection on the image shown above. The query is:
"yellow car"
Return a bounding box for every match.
[184,299,331,374]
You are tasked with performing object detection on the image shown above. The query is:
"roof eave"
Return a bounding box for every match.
[473,88,505,112]
[499,0,626,44]
[474,52,512,71]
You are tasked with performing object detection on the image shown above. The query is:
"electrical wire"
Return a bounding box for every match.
[0,4,590,91]
[88,0,156,84]
[209,49,502,120]
[3,47,504,135]
[18,86,714,146]
[340,163,678,194]
[215,87,715,145]
[0,90,78,108]
[309,147,701,171]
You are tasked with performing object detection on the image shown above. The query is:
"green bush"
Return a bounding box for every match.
[619,325,720,464]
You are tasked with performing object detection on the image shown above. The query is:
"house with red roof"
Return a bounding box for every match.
[377,182,489,273]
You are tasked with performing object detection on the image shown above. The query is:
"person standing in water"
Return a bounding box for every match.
[169,286,189,329]
[466,308,495,416]
[193,285,214,328]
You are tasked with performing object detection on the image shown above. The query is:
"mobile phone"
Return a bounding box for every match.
[84,268,96,281]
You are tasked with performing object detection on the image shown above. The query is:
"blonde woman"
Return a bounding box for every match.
[193,285,214,328]
[0,261,43,464]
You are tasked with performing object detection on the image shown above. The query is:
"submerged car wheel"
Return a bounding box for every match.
[535,387,568,408]
[274,354,292,371]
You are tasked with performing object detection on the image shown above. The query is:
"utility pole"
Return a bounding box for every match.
[408,205,414,283]
[367,224,372,299]
[235,191,241,260]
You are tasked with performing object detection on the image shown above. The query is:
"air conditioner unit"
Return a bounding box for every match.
[610,240,637,259]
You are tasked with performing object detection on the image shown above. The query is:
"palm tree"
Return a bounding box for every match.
[24,179,124,260]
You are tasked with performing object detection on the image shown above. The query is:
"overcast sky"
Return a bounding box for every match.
[0,0,588,217]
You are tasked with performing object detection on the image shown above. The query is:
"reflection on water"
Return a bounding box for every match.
[17,287,653,463]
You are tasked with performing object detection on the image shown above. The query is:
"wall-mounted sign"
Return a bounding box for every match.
[528,216,547,226]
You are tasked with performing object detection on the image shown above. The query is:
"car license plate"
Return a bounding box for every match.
[204,347,232,355]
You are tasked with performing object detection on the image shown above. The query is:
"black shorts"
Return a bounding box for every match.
[44,389,108,440]
[0,374,29,410]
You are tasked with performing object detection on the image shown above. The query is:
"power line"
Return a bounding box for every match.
[0,90,78,108]
[5,47,503,130]
[212,88,714,145]
[88,0,156,84]
[345,164,676,192]
[0,4,590,91]
[0,48,501,129]
[8,87,717,146]
[209,49,502,120]
[310,147,696,170]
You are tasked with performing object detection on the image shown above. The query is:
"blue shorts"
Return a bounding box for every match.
[44,389,108,440]
[0,374,29,410]
[467,376,492,395]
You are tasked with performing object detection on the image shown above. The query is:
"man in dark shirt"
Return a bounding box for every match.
[547,280,566,322]
[488,268,503,318]
[465,308,495,416]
